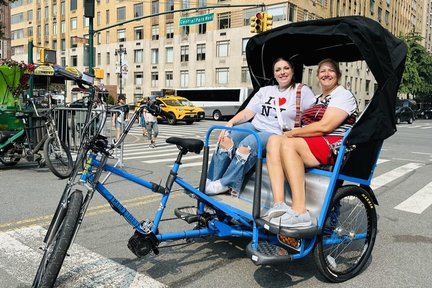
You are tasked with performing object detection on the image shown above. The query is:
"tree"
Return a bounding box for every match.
[399,32,432,103]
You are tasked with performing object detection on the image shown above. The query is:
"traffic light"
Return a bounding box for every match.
[255,12,263,33]
[263,12,273,32]
[250,15,257,33]
[40,48,57,64]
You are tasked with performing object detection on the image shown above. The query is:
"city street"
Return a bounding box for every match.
[1,119,431,288]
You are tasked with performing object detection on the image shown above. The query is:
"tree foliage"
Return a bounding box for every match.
[399,32,432,103]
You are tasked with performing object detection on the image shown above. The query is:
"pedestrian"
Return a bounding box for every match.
[139,97,149,137]
[265,58,358,227]
[112,94,130,141]
[144,98,159,148]
[205,57,316,196]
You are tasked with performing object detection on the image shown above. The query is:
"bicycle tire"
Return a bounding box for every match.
[0,146,22,166]
[314,185,377,282]
[32,190,83,288]
[44,136,73,179]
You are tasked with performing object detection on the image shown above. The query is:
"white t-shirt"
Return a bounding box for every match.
[246,84,316,135]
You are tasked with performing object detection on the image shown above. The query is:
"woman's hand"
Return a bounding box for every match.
[218,122,233,142]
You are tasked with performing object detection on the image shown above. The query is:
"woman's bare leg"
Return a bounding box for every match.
[266,135,286,204]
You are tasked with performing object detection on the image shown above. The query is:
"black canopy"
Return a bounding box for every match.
[245,16,407,146]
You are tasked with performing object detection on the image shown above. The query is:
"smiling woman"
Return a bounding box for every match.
[205,57,316,196]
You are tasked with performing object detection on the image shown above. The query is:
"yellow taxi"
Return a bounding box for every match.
[155,95,198,125]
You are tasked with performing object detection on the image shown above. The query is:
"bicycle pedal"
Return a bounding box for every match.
[127,230,159,258]
[245,241,293,266]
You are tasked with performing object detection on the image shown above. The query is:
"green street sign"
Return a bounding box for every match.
[180,13,214,26]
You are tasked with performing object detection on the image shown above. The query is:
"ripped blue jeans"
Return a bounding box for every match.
[207,122,273,193]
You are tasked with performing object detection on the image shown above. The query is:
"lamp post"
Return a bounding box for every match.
[114,47,127,98]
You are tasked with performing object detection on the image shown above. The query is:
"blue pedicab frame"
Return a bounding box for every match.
[32,16,407,287]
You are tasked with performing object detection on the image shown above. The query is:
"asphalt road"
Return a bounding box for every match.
[1,119,431,288]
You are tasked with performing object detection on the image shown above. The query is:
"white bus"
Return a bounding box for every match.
[175,87,251,120]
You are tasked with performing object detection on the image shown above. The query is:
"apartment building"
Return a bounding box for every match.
[9,0,425,109]
[0,3,11,59]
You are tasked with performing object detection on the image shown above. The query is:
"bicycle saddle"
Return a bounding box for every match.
[166,137,204,154]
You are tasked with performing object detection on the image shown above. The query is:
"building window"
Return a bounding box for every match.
[134,49,144,63]
[71,17,77,30]
[71,36,77,48]
[216,68,229,84]
[242,38,249,55]
[61,39,66,51]
[151,48,159,64]
[152,25,159,40]
[196,70,205,87]
[151,72,158,88]
[117,29,126,42]
[264,4,286,22]
[152,0,159,14]
[241,66,250,83]
[180,45,189,62]
[181,26,190,36]
[106,10,110,24]
[97,12,101,25]
[117,6,126,22]
[166,47,173,63]
[196,44,206,61]
[61,21,65,33]
[106,72,110,85]
[181,0,189,9]
[97,53,101,65]
[165,71,173,87]
[70,0,77,10]
[134,3,143,17]
[53,22,57,34]
[28,27,33,37]
[166,0,174,11]
[198,23,207,34]
[61,1,65,16]
[385,10,389,25]
[288,3,295,22]
[218,12,231,29]
[198,0,207,7]
[106,31,110,44]
[71,55,78,66]
[61,56,66,67]
[134,72,144,85]
[180,70,189,88]
[106,52,110,65]
[216,41,229,57]
[166,22,174,39]
[378,7,382,22]
[134,26,144,40]
[370,0,375,15]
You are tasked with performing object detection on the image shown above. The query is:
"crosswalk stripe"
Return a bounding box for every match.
[0,226,166,287]
[371,162,424,190]
[394,181,432,214]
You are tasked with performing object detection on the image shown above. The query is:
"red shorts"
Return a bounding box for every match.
[302,136,343,165]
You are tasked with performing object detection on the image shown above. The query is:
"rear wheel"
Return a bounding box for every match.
[32,190,83,288]
[0,146,22,166]
[213,110,222,121]
[44,136,73,179]
[314,186,377,282]
[408,117,413,124]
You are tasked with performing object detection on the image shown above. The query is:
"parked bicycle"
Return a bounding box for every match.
[0,97,73,178]
[32,16,407,287]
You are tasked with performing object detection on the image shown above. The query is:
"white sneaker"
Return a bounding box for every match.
[265,202,290,219]
[270,208,312,228]
[205,180,229,195]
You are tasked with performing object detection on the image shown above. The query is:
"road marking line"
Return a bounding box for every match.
[394,181,432,214]
[0,226,166,287]
[371,163,424,190]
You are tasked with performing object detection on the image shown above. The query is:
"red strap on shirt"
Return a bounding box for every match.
[294,84,304,128]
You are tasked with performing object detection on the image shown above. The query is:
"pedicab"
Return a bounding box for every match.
[33,16,407,287]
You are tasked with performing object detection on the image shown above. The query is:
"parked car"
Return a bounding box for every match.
[395,106,415,124]
[171,96,205,121]
[420,108,432,119]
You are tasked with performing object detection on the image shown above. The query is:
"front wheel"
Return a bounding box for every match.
[44,136,73,179]
[32,190,83,288]
[167,113,177,125]
[314,186,377,282]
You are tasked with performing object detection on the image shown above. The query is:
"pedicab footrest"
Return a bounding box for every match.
[245,241,293,266]
[256,218,319,238]
[174,206,201,224]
